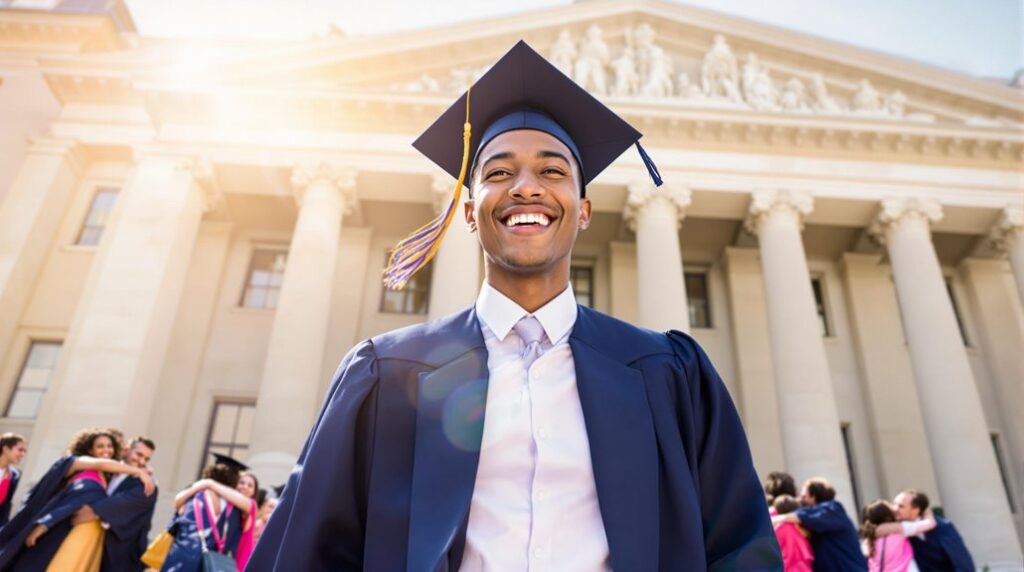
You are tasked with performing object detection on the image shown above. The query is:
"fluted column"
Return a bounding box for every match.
[745,189,855,513]
[247,163,356,484]
[623,181,691,332]
[27,153,213,478]
[428,173,481,319]
[990,205,1024,306]
[0,138,85,369]
[871,198,1022,563]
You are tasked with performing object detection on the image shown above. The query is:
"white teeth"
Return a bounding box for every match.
[505,213,551,227]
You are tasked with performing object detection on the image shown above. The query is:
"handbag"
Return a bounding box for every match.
[194,494,237,572]
[140,530,173,569]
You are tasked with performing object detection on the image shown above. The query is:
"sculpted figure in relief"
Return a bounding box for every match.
[610,48,640,97]
[852,78,883,114]
[632,23,657,80]
[574,25,611,95]
[809,73,842,112]
[551,30,577,79]
[883,89,906,117]
[676,72,703,99]
[779,77,809,112]
[741,53,778,111]
[640,45,675,97]
[701,34,742,102]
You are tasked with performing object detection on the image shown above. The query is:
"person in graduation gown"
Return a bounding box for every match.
[161,454,253,572]
[71,436,159,572]
[893,490,975,572]
[251,40,780,571]
[0,433,27,527]
[0,427,156,571]
[774,478,867,572]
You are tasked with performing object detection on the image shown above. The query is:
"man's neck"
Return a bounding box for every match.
[485,272,569,313]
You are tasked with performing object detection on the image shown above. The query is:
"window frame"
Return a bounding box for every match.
[239,245,289,310]
[75,186,120,247]
[570,261,596,308]
[198,398,257,478]
[840,422,862,511]
[810,275,834,338]
[4,339,62,419]
[378,250,433,315]
[684,270,713,329]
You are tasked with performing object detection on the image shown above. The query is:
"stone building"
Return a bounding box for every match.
[1,0,1022,566]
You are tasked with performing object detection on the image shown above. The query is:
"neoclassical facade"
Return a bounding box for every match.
[1,0,1023,566]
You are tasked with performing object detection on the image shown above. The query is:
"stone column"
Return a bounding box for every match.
[623,180,692,332]
[989,205,1024,307]
[745,189,855,513]
[871,198,1022,563]
[0,138,85,368]
[428,172,481,319]
[247,163,356,485]
[27,153,213,476]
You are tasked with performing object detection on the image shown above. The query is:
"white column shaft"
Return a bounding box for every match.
[885,215,1022,562]
[248,177,346,484]
[1008,234,1024,306]
[753,198,855,513]
[429,211,480,319]
[635,201,689,332]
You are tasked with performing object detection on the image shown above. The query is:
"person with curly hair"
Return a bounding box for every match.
[0,427,155,571]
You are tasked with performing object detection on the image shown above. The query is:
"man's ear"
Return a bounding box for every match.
[464,198,477,232]
[578,197,592,231]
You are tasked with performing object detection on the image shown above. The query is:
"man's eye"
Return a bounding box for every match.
[542,167,566,176]
[486,169,511,179]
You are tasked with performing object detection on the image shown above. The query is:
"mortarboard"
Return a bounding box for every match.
[211,452,248,473]
[383,40,662,290]
[271,484,286,498]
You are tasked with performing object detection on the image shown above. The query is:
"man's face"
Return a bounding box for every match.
[893,493,919,521]
[124,443,153,469]
[798,485,814,507]
[2,442,26,465]
[465,129,591,278]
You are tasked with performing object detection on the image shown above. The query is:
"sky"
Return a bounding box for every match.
[125,0,1023,79]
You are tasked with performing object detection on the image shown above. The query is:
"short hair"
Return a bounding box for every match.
[129,436,156,451]
[772,494,800,515]
[202,462,241,488]
[900,488,929,513]
[763,471,797,503]
[0,433,25,451]
[804,478,836,503]
[67,427,123,460]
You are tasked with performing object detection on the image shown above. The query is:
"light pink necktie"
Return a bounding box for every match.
[513,315,547,369]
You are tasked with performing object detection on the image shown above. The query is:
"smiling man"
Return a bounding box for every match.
[250,41,780,571]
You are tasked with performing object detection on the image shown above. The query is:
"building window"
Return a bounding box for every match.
[991,433,1017,513]
[685,272,712,328]
[840,423,862,511]
[241,248,288,310]
[945,278,970,346]
[570,264,594,307]
[200,400,256,475]
[4,341,62,419]
[379,251,432,314]
[76,187,119,246]
[811,277,832,337]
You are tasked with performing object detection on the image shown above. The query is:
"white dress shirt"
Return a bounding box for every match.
[460,284,611,572]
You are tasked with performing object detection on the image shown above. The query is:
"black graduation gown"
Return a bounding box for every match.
[0,456,106,571]
[250,306,782,571]
[92,476,157,572]
[0,467,20,527]
[909,517,976,572]
[161,491,242,572]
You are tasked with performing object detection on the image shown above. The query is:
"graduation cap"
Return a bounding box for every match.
[210,452,248,473]
[271,484,286,498]
[383,40,662,290]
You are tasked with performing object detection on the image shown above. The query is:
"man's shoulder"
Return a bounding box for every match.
[573,306,693,364]
[369,308,481,367]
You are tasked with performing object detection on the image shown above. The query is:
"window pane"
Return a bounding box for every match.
[77,228,101,247]
[379,250,434,314]
[6,389,44,419]
[250,270,271,287]
[570,266,594,307]
[241,248,288,309]
[27,342,61,368]
[200,401,256,478]
[265,289,280,310]
[235,405,255,445]
[811,278,831,336]
[210,405,239,444]
[5,341,62,418]
[76,189,119,246]
[685,273,711,328]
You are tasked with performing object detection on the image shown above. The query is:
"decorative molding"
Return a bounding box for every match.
[179,157,224,213]
[743,188,814,234]
[623,180,692,231]
[290,162,358,213]
[868,197,943,244]
[26,136,89,176]
[988,205,1024,253]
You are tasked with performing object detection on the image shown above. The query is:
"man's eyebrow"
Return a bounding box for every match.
[480,151,514,169]
[538,150,571,165]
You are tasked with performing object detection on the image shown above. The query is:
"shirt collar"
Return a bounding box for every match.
[475,282,578,344]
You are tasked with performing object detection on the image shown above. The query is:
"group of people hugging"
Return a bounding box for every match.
[765,471,975,571]
[0,428,279,571]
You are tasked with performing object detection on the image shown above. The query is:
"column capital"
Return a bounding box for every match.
[178,156,224,213]
[869,197,943,244]
[291,162,358,212]
[743,188,814,235]
[623,180,692,232]
[988,205,1024,253]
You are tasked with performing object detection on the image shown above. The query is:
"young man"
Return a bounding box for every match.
[0,433,27,526]
[71,436,158,572]
[251,41,779,571]
[772,477,866,572]
[893,489,975,572]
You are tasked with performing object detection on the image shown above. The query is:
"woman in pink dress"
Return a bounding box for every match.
[772,495,814,572]
[860,499,936,572]
[233,471,260,570]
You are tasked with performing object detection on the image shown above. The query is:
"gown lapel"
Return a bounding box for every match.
[570,307,660,571]
[406,310,489,572]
